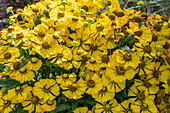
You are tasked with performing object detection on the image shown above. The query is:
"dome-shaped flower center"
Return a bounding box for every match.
[79,71,86,77]
[81,5,89,12]
[102,55,109,63]
[143,45,152,53]
[137,92,145,100]
[15,86,23,94]
[53,34,59,39]
[111,22,117,26]
[90,44,97,51]
[62,74,69,79]
[117,11,125,17]
[31,96,40,105]
[46,100,54,106]
[163,42,170,49]
[135,16,142,23]
[107,1,111,5]
[139,60,145,68]
[57,52,63,58]
[72,16,78,21]
[152,34,158,41]
[134,30,143,37]
[43,84,51,93]
[143,81,151,88]
[125,109,133,113]
[89,58,95,63]
[4,100,11,107]
[13,62,20,70]
[104,104,111,111]
[100,86,108,93]
[77,49,84,55]
[161,15,169,22]
[87,80,95,88]
[154,24,161,31]
[96,24,104,31]
[4,52,12,59]
[8,26,14,33]
[69,83,77,92]
[154,96,161,105]
[38,30,45,37]
[153,70,161,79]
[123,53,132,61]
[19,68,27,73]
[108,14,115,20]
[116,66,125,75]
[16,32,24,39]
[141,13,147,19]
[155,45,163,52]
[58,11,64,17]
[141,103,148,110]
[84,22,88,27]
[31,57,38,63]
[42,41,50,49]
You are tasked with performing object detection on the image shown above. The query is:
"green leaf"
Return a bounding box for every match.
[44,9,50,19]
[51,104,71,112]
[33,18,41,26]
[120,46,132,52]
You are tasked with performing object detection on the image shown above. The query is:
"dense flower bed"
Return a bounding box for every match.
[0,0,170,113]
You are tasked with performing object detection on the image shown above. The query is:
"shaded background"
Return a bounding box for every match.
[0,0,170,30]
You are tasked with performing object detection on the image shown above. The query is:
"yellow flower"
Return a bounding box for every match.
[0,46,20,64]
[95,99,121,113]
[22,93,43,113]
[162,78,170,94]
[137,1,145,6]
[0,94,15,113]
[32,79,60,101]
[42,99,56,112]
[9,65,35,83]
[56,73,77,85]
[26,57,42,71]
[85,56,101,71]
[7,84,32,103]
[73,107,93,113]
[61,79,87,99]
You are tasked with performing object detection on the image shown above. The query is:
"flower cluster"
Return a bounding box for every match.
[0,0,169,113]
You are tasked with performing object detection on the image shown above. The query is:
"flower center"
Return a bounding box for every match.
[31,6,39,13]
[15,86,23,94]
[31,96,40,105]
[58,11,64,17]
[84,22,88,27]
[137,92,145,100]
[69,83,77,92]
[96,24,104,31]
[62,74,69,79]
[143,81,151,88]
[8,26,14,33]
[43,84,51,93]
[4,52,12,59]
[77,50,83,55]
[135,16,142,23]
[31,57,38,63]
[89,58,95,63]
[163,42,170,49]
[102,55,109,63]
[123,53,132,61]
[79,72,86,77]
[141,103,148,110]
[141,13,147,19]
[87,80,95,88]
[53,34,59,39]
[100,86,108,93]
[90,44,97,51]
[38,30,45,37]
[154,24,161,31]
[138,60,145,68]
[19,68,27,73]
[116,66,125,75]
[57,52,63,58]
[72,16,78,21]
[154,96,161,105]
[16,32,24,39]
[152,34,158,41]
[161,15,169,22]
[143,45,152,53]
[134,30,143,36]
[13,62,20,70]
[42,41,50,49]
[153,70,161,79]
[108,14,115,20]
[117,11,125,17]
[81,5,88,12]
[104,104,111,111]
[4,100,11,107]
[125,109,133,113]
[46,100,54,106]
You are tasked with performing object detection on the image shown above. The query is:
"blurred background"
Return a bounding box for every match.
[0,0,170,30]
